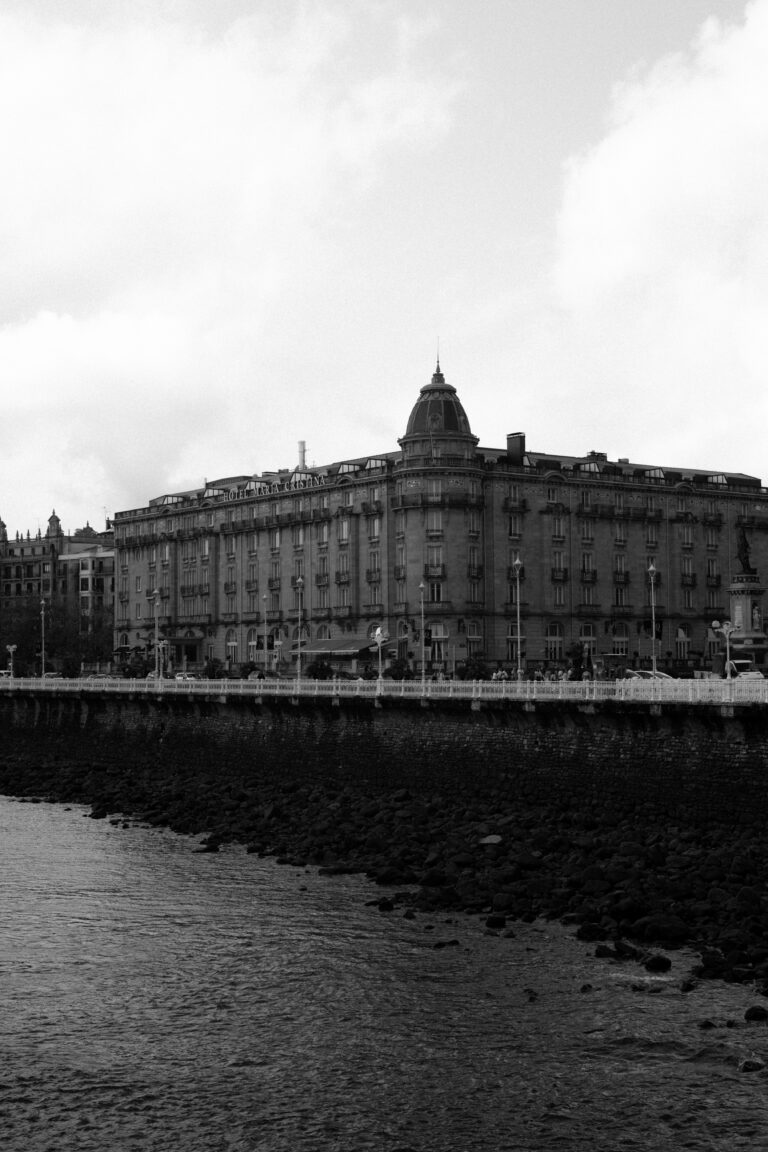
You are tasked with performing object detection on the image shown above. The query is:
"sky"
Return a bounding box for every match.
[1,0,765,537]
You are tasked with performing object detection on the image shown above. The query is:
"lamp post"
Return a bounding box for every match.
[419,581,426,695]
[374,626,386,687]
[40,599,46,676]
[152,589,161,681]
[512,557,523,679]
[648,563,658,674]
[262,593,268,674]
[6,644,16,678]
[712,619,735,679]
[296,575,304,686]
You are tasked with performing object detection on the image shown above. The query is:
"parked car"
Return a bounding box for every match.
[625,670,673,680]
[726,660,764,679]
[175,672,197,681]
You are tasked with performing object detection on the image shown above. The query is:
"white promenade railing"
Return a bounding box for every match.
[0,676,766,706]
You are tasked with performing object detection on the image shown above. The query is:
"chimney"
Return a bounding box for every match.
[298,440,306,469]
[506,432,526,465]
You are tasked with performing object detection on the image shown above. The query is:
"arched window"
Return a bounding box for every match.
[506,622,523,663]
[579,623,597,656]
[246,628,258,663]
[225,629,238,665]
[675,624,690,661]
[316,624,331,640]
[611,622,629,657]
[466,620,482,657]
[545,622,563,661]
[430,622,447,663]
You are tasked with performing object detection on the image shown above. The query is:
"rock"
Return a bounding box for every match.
[744,1005,768,1023]
[485,913,506,930]
[419,868,448,887]
[630,913,690,946]
[644,953,672,973]
[739,1057,765,1073]
[575,921,607,942]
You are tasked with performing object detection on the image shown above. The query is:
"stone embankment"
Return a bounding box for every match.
[3,740,768,990]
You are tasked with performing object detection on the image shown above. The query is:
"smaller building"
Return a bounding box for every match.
[0,511,115,674]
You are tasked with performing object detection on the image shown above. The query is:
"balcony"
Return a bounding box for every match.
[224,582,237,594]
[467,565,484,579]
[266,609,283,622]
[268,577,282,590]
[393,565,407,580]
[706,574,722,587]
[315,573,329,587]
[423,563,446,579]
[335,572,350,584]
[365,569,382,582]
[613,572,630,585]
[681,573,697,587]
[551,567,568,582]
[507,565,526,581]
[580,570,597,583]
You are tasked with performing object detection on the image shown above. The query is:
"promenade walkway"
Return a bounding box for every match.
[0,676,765,707]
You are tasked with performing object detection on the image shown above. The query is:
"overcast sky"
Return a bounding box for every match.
[1,0,764,537]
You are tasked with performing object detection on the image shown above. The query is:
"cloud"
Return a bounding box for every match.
[552,0,768,472]
[0,2,456,533]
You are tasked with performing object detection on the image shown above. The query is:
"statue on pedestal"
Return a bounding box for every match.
[737,526,756,575]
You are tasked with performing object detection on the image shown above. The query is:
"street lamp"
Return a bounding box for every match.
[374,625,387,687]
[648,563,658,674]
[512,557,523,679]
[262,593,268,674]
[712,619,735,679]
[419,581,426,695]
[40,599,46,676]
[296,576,304,686]
[6,644,16,678]
[152,589,161,681]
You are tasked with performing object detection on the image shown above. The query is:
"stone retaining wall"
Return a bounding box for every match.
[2,691,768,820]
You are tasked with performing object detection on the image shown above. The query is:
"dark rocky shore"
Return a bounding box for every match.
[3,744,768,989]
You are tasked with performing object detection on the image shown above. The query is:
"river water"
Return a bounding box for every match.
[2,796,768,1151]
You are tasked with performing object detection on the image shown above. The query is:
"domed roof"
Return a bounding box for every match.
[402,362,475,440]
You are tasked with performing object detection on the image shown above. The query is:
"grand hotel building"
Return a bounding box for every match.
[112,364,768,677]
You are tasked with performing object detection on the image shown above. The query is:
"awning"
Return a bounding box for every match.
[294,636,376,658]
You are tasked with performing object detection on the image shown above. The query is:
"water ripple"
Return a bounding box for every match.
[3,797,768,1151]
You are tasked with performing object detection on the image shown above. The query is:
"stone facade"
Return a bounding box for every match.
[112,363,768,677]
[0,511,115,671]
